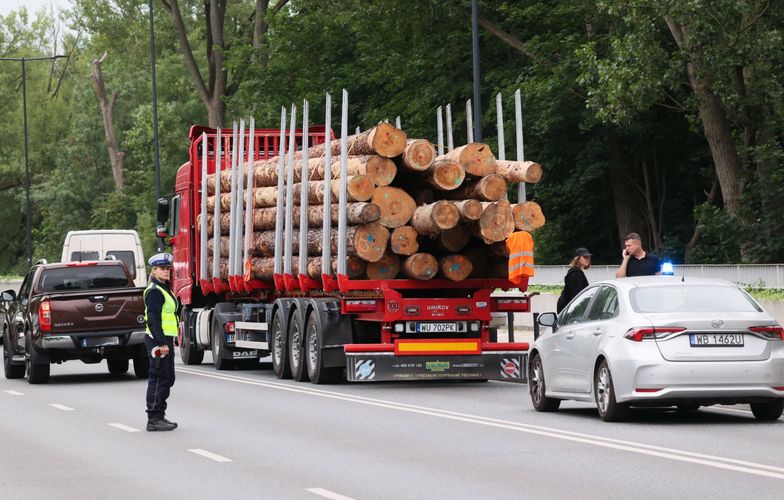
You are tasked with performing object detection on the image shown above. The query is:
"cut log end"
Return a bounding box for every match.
[402,139,436,171]
[402,253,438,280]
[512,201,546,231]
[439,254,474,282]
[365,123,407,158]
[390,226,419,256]
[366,252,401,280]
[351,222,391,263]
[371,186,417,228]
[452,199,483,222]
[426,159,465,191]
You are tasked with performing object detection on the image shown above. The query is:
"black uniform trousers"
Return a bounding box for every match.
[144,335,176,420]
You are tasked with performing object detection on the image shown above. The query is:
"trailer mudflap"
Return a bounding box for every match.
[345,350,527,383]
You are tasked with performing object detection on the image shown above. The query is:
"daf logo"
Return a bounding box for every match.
[711,319,724,329]
[94,304,104,312]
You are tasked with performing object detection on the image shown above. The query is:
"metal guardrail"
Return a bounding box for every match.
[530,265,784,289]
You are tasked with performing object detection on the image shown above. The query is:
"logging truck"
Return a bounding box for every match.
[158,103,534,383]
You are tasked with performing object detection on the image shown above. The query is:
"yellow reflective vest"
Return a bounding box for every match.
[144,282,179,337]
[506,231,535,286]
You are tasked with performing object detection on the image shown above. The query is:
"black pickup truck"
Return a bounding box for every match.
[1,260,149,384]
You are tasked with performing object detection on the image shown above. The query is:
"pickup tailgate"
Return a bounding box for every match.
[46,287,146,334]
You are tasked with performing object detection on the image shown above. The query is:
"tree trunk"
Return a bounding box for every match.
[402,253,438,280]
[512,202,546,232]
[411,201,460,236]
[464,247,489,278]
[494,160,542,184]
[209,254,362,281]
[297,123,407,159]
[425,159,465,191]
[292,175,375,204]
[366,252,401,279]
[399,139,436,171]
[439,143,496,177]
[447,174,507,201]
[439,254,473,282]
[91,52,124,190]
[389,226,419,256]
[371,186,417,228]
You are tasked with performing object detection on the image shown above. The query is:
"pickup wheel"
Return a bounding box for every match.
[211,314,235,371]
[288,308,309,383]
[25,337,50,385]
[305,311,341,384]
[3,332,24,379]
[107,358,129,375]
[270,307,291,379]
[133,347,149,379]
[180,309,204,365]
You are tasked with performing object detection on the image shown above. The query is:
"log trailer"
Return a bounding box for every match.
[158,96,531,383]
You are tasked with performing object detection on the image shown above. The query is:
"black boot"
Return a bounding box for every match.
[147,419,177,432]
[162,417,178,429]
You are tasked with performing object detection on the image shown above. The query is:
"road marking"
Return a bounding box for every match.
[188,449,232,463]
[108,423,140,433]
[50,403,75,411]
[5,390,24,396]
[306,488,355,500]
[178,367,784,480]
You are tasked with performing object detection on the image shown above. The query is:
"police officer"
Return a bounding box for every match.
[144,253,179,432]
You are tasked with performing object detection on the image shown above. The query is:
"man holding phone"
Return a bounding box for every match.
[615,232,660,277]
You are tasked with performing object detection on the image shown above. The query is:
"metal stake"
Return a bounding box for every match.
[244,117,255,271]
[284,105,297,275]
[234,119,246,276]
[322,94,333,276]
[199,132,208,283]
[228,122,239,278]
[446,103,454,151]
[337,90,349,275]
[212,129,222,279]
[496,93,505,161]
[515,89,526,203]
[436,106,444,156]
[273,108,287,276]
[299,100,310,276]
[466,99,474,143]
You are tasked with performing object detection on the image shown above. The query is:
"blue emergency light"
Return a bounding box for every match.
[661,261,674,275]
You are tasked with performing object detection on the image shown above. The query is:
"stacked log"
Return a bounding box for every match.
[201,124,547,282]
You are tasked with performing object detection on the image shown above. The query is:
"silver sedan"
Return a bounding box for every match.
[529,276,784,421]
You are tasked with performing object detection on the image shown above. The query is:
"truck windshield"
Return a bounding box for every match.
[39,266,129,292]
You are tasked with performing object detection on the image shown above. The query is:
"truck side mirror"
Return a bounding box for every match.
[157,198,170,224]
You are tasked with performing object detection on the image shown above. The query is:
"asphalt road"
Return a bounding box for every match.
[2,352,783,500]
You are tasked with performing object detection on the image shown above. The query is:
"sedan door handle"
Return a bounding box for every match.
[565,333,574,339]
[592,329,603,336]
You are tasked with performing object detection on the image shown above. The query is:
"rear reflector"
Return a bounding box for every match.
[748,325,784,340]
[225,321,235,333]
[344,300,377,312]
[635,388,663,393]
[624,327,685,342]
[495,298,529,312]
[394,339,480,356]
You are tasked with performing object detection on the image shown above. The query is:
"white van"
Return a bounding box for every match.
[61,230,147,287]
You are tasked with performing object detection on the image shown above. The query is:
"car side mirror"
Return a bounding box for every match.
[538,312,557,329]
[157,198,170,225]
[2,289,16,302]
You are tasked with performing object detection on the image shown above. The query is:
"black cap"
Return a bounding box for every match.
[575,247,592,257]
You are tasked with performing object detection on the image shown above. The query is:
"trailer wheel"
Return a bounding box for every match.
[270,307,291,379]
[306,311,341,384]
[180,308,204,365]
[288,308,310,382]
[211,313,235,371]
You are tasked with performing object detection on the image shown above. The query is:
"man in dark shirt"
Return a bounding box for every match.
[615,232,660,277]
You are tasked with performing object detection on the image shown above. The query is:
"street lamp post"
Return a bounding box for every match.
[0,55,66,267]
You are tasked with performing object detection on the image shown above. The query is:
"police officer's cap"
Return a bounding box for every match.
[148,252,173,267]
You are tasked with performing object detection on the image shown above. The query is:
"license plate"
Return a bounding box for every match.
[689,333,744,347]
[82,336,120,348]
[416,322,457,333]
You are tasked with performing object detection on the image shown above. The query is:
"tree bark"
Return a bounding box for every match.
[439,143,496,177]
[297,123,407,159]
[494,160,542,184]
[91,52,124,190]
[447,174,507,201]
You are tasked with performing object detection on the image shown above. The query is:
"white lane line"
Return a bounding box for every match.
[5,390,25,396]
[178,367,784,480]
[50,403,75,411]
[108,423,140,433]
[306,487,355,500]
[187,449,232,463]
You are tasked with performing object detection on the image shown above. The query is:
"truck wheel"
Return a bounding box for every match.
[3,333,25,379]
[288,308,310,382]
[305,311,341,384]
[211,314,235,371]
[107,358,129,375]
[133,348,149,379]
[180,309,204,365]
[270,307,291,379]
[25,337,50,385]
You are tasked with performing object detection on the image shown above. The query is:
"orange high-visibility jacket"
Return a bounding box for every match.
[506,231,535,286]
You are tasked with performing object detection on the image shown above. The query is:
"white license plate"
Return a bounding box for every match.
[82,336,120,348]
[690,333,744,347]
[416,322,457,333]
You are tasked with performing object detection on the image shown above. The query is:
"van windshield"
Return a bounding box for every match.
[39,266,129,292]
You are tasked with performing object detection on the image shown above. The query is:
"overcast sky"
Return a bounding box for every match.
[0,0,71,17]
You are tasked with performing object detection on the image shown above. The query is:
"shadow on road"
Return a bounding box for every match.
[553,405,776,424]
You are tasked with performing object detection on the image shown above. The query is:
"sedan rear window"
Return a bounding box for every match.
[630,285,762,313]
[39,266,129,292]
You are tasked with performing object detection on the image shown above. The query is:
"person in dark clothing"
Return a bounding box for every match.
[143,253,180,432]
[615,232,660,277]
[557,247,592,313]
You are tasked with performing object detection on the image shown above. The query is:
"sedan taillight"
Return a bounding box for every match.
[39,299,52,333]
[624,326,685,342]
[748,325,784,340]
